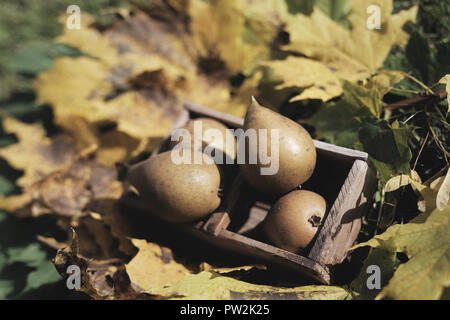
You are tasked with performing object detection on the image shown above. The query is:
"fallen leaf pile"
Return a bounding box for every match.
[2,0,449,300]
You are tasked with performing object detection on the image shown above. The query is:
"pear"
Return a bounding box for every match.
[169,117,237,164]
[263,190,326,253]
[128,150,221,223]
[239,98,316,194]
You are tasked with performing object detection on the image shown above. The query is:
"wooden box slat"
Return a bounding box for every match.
[308,159,377,266]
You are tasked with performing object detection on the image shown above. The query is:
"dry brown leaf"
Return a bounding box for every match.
[35,8,265,154]
[0,157,123,219]
[53,231,149,299]
[0,116,78,188]
[82,199,139,258]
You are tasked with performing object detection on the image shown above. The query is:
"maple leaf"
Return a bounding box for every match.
[0,116,133,217]
[53,231,145,300]
[439,75,450,113]
[157,271,351,300]
[436,167,450,211]
[0,158,123,218]
[364,70,405,98]
[120,236,351,300]
[353,173,450,299]
[189,0,287,75]
[353,205,450,300]
[0,116,78,188]
[384,169,447,214]
[304,80,380,148]
[284,0,417,84]
[35,5,271,151]
[125,239,193,295]
[350,247,397,300]
[125,238,267,296]
[263,56,343,102]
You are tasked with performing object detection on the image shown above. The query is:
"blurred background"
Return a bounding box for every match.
[0,0,153,299]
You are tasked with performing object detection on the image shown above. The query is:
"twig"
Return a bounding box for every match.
[413,130,430,171]
[428,119,450,161]
[384,89,447,110]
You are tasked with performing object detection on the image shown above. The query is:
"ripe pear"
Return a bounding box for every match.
[169,117,237,164]
[263,190,326,254]
[239,98,316,194]
[127,150,221,223]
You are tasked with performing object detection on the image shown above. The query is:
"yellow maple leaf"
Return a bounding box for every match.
[263,56,343,102]
[158,271,351,300]
[124,239,350,300]
[189,0,286,75]
[0,116,77,188]
[436,167,450,211]
[35,51,183,146]
[353,205,450,300]
[364,70,405,98]
[35,9,263,150]
[439,75,450,113]
[384,170,447,214]
[125,239,193,294]
[284,0,417,83]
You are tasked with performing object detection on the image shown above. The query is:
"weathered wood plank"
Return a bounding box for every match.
[307,160,377,266]
[313,140,368,162]
[216,230,331,284]
[202,211,231,236]
[184,103,244,128]
[202,174,244,235]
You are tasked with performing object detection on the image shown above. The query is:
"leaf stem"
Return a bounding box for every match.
[390,87,421,95]
[398,71,434,94]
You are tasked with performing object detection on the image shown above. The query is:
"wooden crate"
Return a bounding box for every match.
[129,103,377,284]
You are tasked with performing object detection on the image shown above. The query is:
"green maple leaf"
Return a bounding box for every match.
[305,80,380,148]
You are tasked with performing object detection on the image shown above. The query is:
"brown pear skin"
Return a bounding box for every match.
[263,190,326,254]
[127,150,221,223]
[168,117,237,164]
[239,98,316,194]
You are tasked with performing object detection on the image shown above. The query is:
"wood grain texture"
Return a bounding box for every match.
[307,160,377,266]
[313,140,368,163]
[202,211,231,236]
[216,230,331,284]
